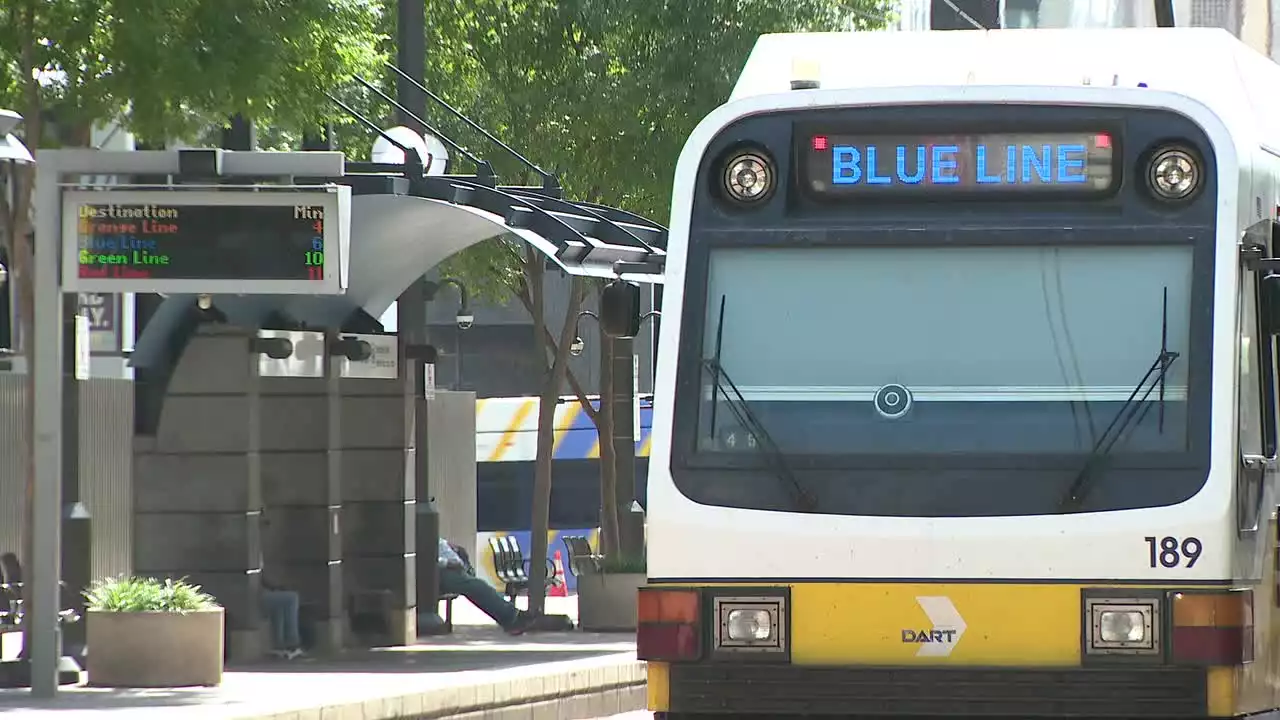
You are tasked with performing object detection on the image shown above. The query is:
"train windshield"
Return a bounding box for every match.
[695,243,1193,456]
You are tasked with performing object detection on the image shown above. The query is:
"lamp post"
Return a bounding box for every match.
[415,276,469,636]
[573,308,659,558]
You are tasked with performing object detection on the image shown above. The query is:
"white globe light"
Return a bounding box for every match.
[422,132,450,175]
[371,125,430,166]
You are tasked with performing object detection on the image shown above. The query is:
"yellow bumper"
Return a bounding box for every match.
[644,581,1243,718]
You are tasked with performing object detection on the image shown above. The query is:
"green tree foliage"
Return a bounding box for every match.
[0,0,386,144]
[0,0,386,648]
[418,0,892,221]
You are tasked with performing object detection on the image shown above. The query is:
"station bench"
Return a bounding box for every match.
[561,535,602,578]
[488,536,559,603]
[0,552,81,639]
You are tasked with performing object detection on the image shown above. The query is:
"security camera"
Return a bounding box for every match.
[456,313,474,330]
[570,337,585,356]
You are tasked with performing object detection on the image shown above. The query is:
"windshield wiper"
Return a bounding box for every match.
[703,295,818,512]
[1059,287,1179,510]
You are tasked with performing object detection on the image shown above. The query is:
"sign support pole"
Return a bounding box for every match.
[31,145,65,699]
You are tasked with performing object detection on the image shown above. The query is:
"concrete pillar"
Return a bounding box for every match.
[340,373,415,646]
[258,331,344,652]
[132,327,263,661]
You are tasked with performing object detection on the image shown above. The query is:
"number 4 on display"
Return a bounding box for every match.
[1144,536,1202,568]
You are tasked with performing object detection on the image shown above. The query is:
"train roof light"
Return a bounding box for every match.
[790,57,820,91]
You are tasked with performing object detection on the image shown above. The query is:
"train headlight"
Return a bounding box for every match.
[712,593,789,657]
[1099,610,1146,643]
[1146,145,1201,202]
[1082,590,1162,661]
[721,150,775,205]
[726,608,773,641]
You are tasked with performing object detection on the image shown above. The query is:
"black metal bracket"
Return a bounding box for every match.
[404,344,438,363]
[1241,244,1280,273]
[382,63,560,190]
[324,62,668,279]
[249,337,293,359]
[408,175,666,277]
[329,336,373,361]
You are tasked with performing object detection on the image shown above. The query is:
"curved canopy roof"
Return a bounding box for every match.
[131,174,667,368]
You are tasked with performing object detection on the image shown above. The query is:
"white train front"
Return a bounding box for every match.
[634,27,1280,720]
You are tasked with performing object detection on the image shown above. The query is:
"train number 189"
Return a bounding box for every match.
[1144,536,1202,568]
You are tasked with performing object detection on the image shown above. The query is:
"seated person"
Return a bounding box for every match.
[438,537,535,635]
[261,575,303,659]
[259,521,304,659]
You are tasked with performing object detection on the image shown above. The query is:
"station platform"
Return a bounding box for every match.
[0,596,646,719]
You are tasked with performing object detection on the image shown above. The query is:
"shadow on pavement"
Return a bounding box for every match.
[0,687,224,711]
[233,648,624,674]
[235,626,635,674]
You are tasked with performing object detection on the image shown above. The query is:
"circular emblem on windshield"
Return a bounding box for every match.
[873,383,913,420]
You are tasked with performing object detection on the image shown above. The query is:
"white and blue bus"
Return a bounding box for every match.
[471,395,652,590]
[635,27,1280,719]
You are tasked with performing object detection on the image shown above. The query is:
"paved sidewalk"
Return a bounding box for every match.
[0,595,646,719]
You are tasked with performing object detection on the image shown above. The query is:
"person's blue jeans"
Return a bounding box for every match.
[262,589,301,650]
[440,567,520,627]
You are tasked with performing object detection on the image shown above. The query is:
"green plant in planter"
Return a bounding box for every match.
[84,575,220,613]
[598,554,647,575]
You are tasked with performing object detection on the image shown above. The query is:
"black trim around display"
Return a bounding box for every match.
[793,124,1125,205]
[672,103,1218,518]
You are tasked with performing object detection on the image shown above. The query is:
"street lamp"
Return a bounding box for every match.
[416,275,472,636]
[422,277,471,391]
[570,310,596,356]
[574,307,660,558]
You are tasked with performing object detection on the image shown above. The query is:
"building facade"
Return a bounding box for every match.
[893,0,1274,57]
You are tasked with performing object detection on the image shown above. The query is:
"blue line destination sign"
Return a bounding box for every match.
[803,131,1116,197]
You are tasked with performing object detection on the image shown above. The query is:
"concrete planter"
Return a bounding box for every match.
[577,572,645,632]
[86,608,224,687]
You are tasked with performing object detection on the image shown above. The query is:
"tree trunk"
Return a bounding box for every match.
[526,273,586,616]
[1,11,43,658]
[597,330,620,559]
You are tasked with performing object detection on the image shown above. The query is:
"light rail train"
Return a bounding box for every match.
[634,26,1280,720]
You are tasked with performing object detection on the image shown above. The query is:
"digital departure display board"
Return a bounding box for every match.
[74,204,322,280]
[61,188,350,295]
[802,131,1116,197]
